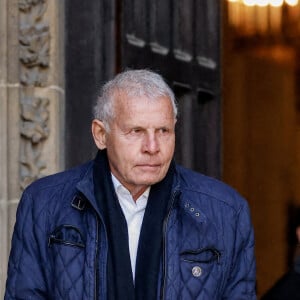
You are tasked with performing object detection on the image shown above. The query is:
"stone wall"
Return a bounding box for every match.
[0,0,65,297]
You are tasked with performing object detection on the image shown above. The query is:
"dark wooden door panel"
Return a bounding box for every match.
[64,0,221,177]
[121,0,221,177]
[64,0,115,168]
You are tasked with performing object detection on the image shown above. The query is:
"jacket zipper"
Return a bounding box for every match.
[94,214,99,300]
[93,211,109,300]
[161,189,180,299]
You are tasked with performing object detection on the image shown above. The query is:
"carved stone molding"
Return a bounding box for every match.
[20,95,49,189]
[19,0,50,189]
[19,0,50,86]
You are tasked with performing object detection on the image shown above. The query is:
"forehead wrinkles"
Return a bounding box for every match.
[112,92,175,126]
[112,94,139,115]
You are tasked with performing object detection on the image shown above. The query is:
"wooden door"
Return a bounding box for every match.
[120,0,221,177]
[64,0,221,177]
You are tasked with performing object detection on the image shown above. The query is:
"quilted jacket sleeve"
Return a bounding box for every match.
[5,190,48,299]
[223,200,257,300]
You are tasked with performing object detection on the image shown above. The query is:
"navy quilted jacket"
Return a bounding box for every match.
[5,159,256,299]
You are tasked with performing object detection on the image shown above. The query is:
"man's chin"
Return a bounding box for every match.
[134,174,166,186]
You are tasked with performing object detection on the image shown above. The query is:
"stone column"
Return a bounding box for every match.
[0,0,65,297]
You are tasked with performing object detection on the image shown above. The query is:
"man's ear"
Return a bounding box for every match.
[92,119,107,150]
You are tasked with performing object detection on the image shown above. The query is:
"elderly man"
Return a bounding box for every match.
[5,69,256,299]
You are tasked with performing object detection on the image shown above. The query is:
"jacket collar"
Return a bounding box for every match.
[74,160,100,214]
[74,150,182,217]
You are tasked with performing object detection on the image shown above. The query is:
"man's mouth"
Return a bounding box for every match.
[137,164,161,170]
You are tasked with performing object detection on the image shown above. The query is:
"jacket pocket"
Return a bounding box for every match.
[48,224,85,249]
[179,247,223,299]
[48,224,86,299]
[180,247,221,264]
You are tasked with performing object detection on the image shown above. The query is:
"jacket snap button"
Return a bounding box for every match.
[192,266,202,277]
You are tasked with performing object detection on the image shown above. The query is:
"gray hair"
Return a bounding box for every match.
[93,69,177,129]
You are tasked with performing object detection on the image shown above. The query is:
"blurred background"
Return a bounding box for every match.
[223,0,300,297]
[1,0,300,298]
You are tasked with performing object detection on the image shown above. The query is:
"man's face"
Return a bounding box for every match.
[94,94,176,197]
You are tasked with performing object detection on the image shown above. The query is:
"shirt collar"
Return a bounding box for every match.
[111,173,150,201]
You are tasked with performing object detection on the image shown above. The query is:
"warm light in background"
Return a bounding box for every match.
[286,0,298,6]
[269,0,284,7]
[257,0,269,6]
[227,0,300,38]
[229,0,298,5]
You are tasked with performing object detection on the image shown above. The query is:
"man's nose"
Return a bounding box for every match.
[142,132,159,154]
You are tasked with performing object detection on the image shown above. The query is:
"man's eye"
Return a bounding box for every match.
[131,128,142,134]
[159,128,169,134]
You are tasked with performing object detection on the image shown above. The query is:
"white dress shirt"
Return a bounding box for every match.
[111,174,150,280]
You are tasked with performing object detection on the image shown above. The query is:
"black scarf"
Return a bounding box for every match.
[93,150,175,300]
